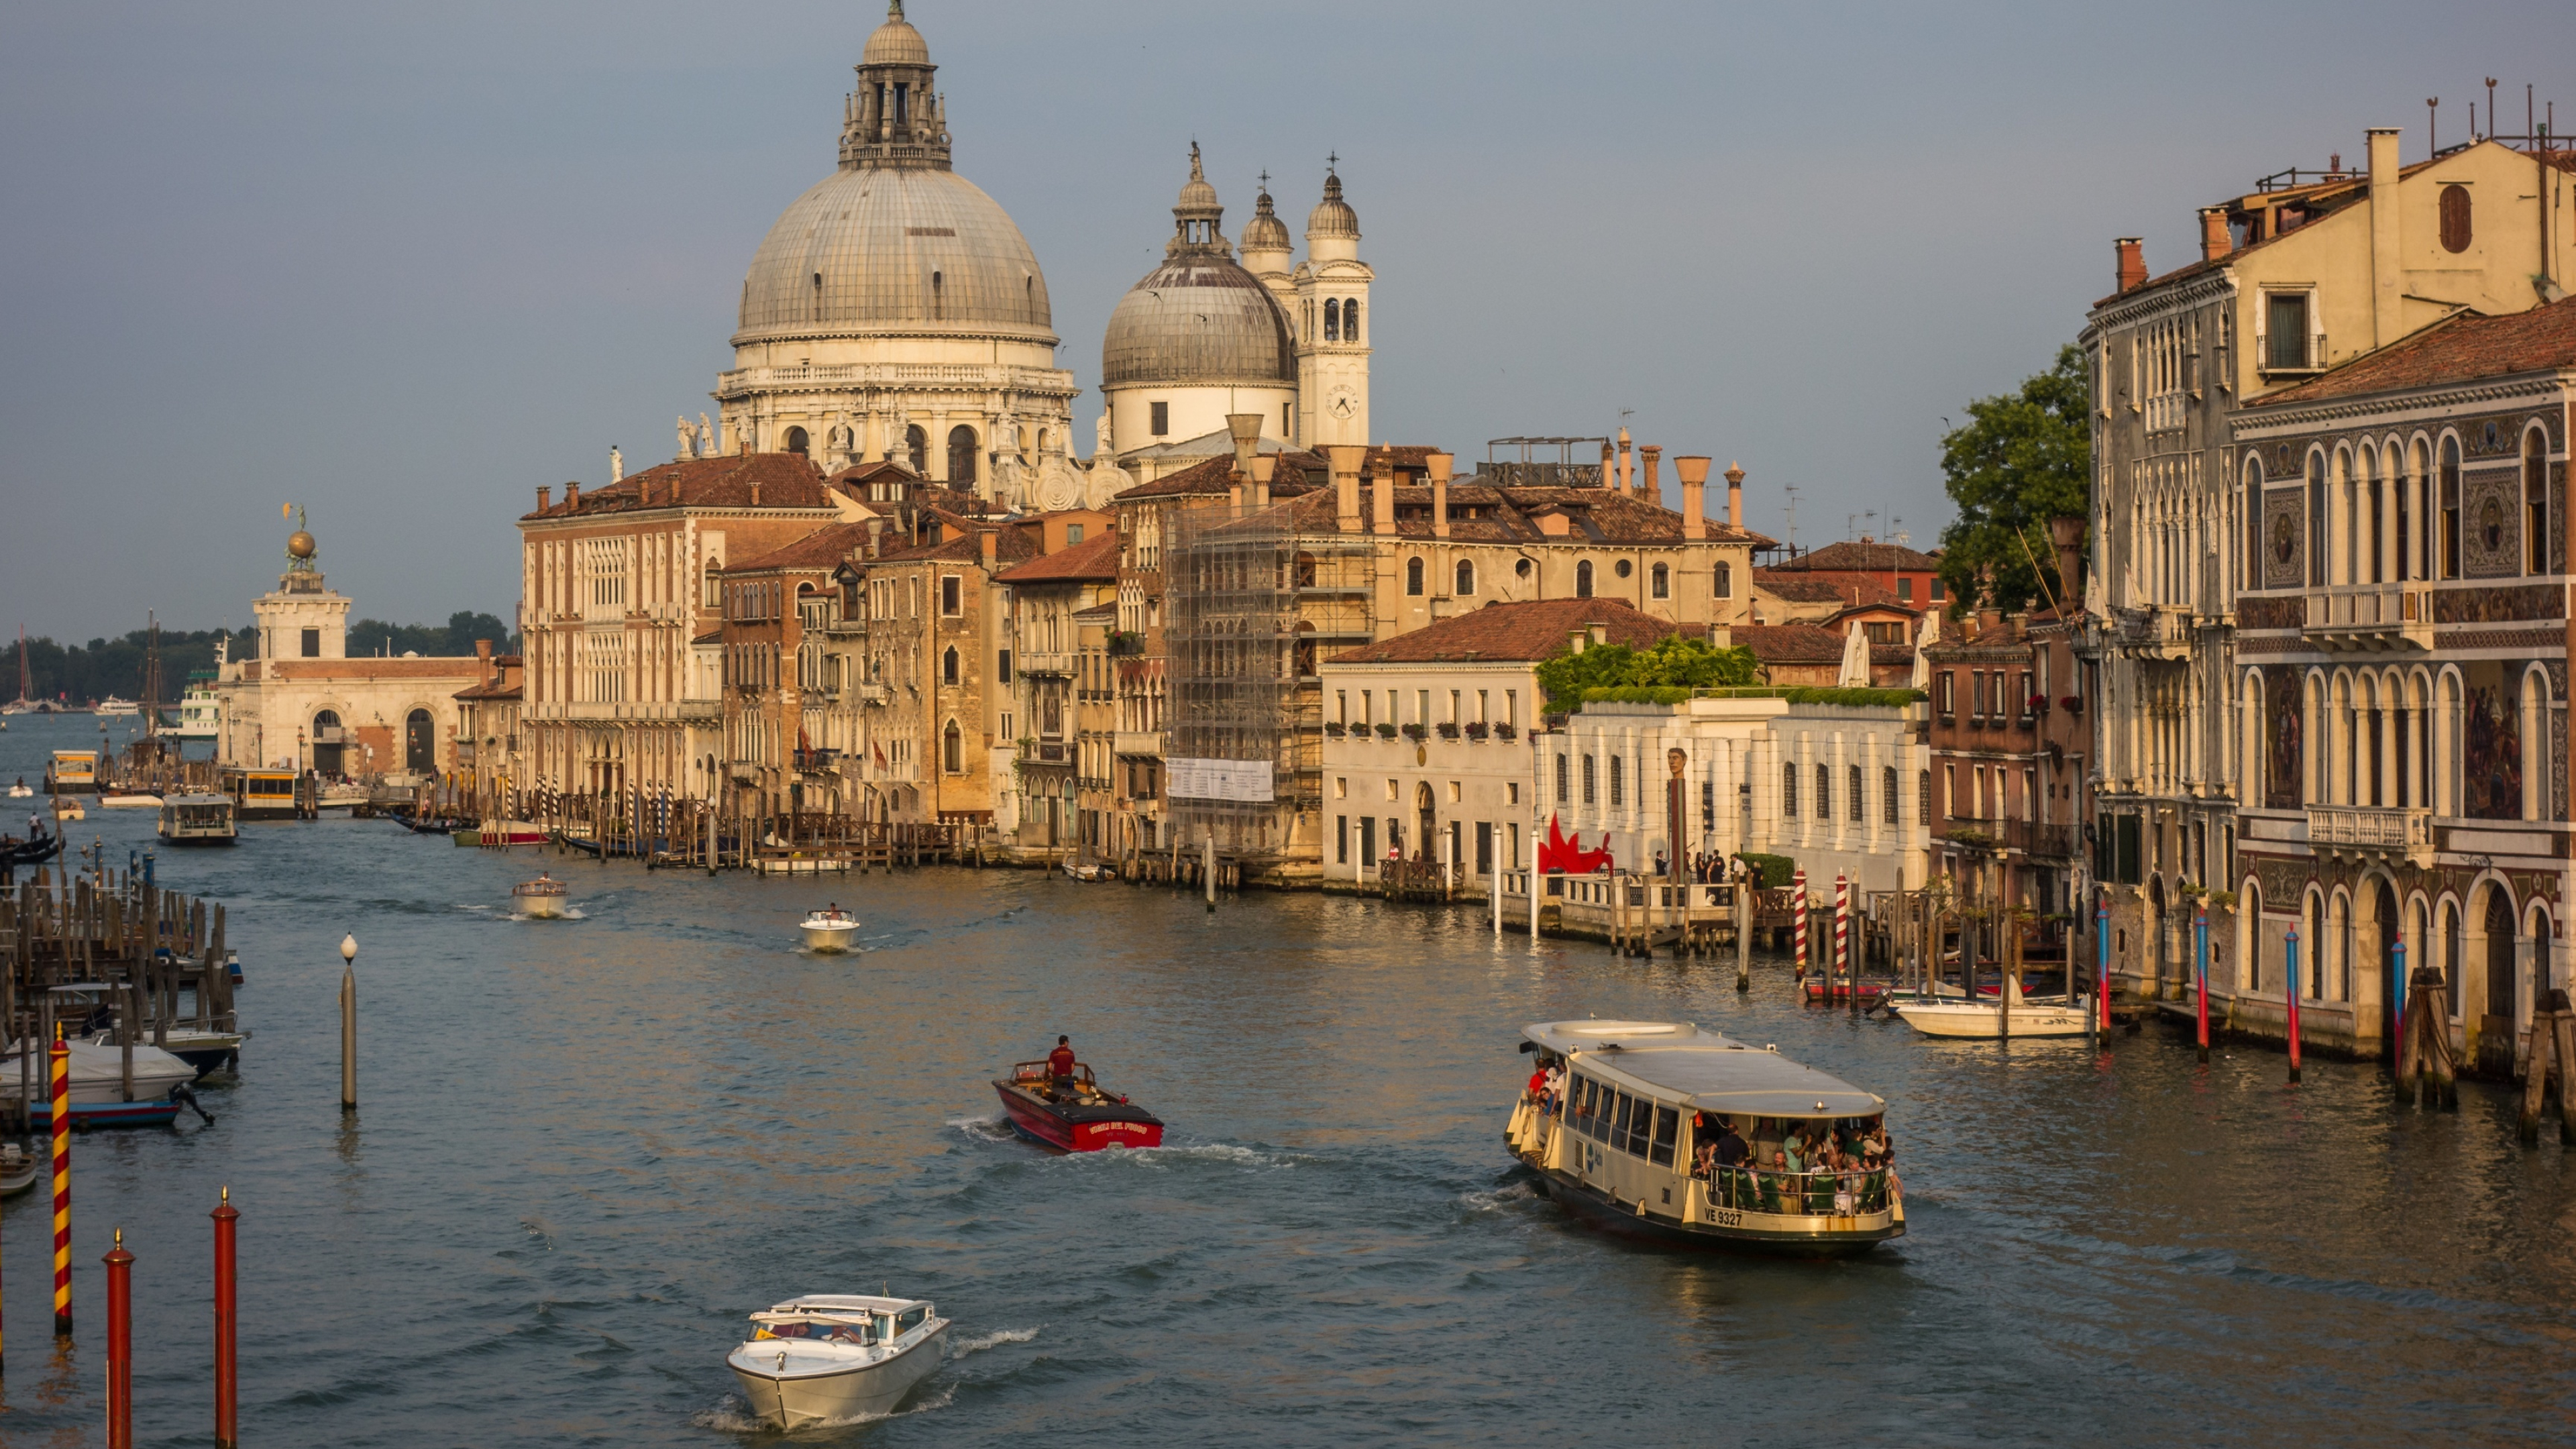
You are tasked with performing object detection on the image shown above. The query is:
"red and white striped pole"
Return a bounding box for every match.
[1835,873,1851,988]
[50,1024,70,1337]
[1792,867,1809,980]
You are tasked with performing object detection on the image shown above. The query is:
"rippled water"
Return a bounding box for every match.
[2,714,2571,1446]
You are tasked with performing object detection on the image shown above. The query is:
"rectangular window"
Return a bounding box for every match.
[1609,755,1623,807]
[1883,765,1898,825]
[1358,814,1375,863]
[1930,576,1946,602]
[1649,1105,1680,1167]
[1701,778,1714,831]
[1938,672,1955,716]
[1715,561,1733,598]
[1849,764,1863,822]
[1509,782,1520,806]
[1582,755,1597,804]
[1475,821,1493,875]
[1815,763,1831,820]
[1505,690,1517,727]
[1943,765,1955,820]
[1336,690,1347,724]
[941,576,962,616]
[1782,762,1799,818]
[1150,400,1169,437]
[1336,814,1348,864]
[1066,523,1083,545]
[1898,576,1913,601]
[2265,292,2310,370]
[300,628,320,658]
[1334,776,1347,799]
[998,649,1012,683]
[1556,754,1569,803]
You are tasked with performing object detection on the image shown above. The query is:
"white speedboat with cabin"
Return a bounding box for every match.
[1888,975,2092,1040]
[511,873,568,919]
[82,1026,244,1077]
[727,1294,947,1430]
[1507,1020,1904,1254]
[801,905,860,953]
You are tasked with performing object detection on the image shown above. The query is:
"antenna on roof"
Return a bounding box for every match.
[1782,483,1801,551]
[2487,78,2498,141]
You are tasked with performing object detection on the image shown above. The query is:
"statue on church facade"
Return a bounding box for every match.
[678,415,696,457]
[698,414,714,458]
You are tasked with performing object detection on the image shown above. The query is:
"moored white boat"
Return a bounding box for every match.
[1888,977,2092,1039]
[94,696,139,717]
[0,1142,36,1196]
[0,1036,199,1126]
[7,780,32,798]
[99,794,163,809]
[801,905,860,953]
[512,874,569,919]
[50,797,84,821]
[727,1294,947,1430]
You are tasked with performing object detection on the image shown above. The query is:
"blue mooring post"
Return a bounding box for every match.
[2391,938,2408,1067]
[143,851,154,890]
[2284,927,2304,1083]
[2094,896,2112,1045]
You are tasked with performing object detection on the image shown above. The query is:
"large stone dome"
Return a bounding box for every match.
[734,166,1056,346]
[1102,257,1295,387]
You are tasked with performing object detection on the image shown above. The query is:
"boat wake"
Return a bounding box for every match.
[1460,1181,1538,1213]
[949,1112,1016,1143]
[502,907,586,922]
[693,1384,957,1434]
[1072,1140,1301,1171]
[950,1326,1038,1356]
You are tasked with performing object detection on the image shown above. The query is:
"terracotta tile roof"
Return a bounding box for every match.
[874,523,1042,567]
[2246,296,2576,408]
[1327,598,1684,664]
[1764,540,1940,574]
[1112,451,1326,501]
[1732,623,1845,665]
[1252,482,1772,547]
[692,628,722,645]
[995,528,1122,583]
[823,459,924,492]
[523,453,833,519]
[452,673,523,702]
[724,520,877,574]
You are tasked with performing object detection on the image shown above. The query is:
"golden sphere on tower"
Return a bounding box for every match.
[286,529,317,560]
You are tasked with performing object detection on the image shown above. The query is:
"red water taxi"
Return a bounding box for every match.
[991,1060,1163,1152]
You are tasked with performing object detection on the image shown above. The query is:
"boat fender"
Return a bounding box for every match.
[171,1083,215,1126]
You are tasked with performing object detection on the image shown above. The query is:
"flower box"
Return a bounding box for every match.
[2059,695,2084,716]
[1493,722,1517,741]
[1435,722,1460,740]
[1401,723,1428,741]
[1375,722,1399,739]
[1323,720,1348,738]
[1463,721,1491,741]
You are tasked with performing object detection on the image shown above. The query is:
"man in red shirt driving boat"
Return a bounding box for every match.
[1049,1035,1078,1093]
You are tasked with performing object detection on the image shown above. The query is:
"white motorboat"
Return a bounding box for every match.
[50,797,84,821]
[168,677,221,740]
[0,1036,199,1126]
[801,905,860,953]
[727,1294,948,1430]
[1889,977,2093,1039]
[94,696,139,718]
[99,794,163,809]
[83,1026,243,1077]
[0,1142,36,1197]
[7,781,32,798]
[512,874,569,919]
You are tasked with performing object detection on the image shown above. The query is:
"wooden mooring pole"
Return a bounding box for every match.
[2516,988,2576,1145]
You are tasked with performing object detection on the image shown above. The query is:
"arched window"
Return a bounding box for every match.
[1581,754,1596,804]
[1324,298,1340,342]
[2243,453,2265,585]
[943,719,963,773]
[1781,762,1798,818]
[947,425,978,485]
[1650,562,1670,599]
[1406,557,1424,596]
[1455,559,1475,596]
[704,559,722,608]
[2485,885,2516,1022]
[942,646,959,686]
[1849,764,1864,822]
[2439,435,2462,578]
[2438,184,2472,254]
[1342,299,1359,341]
[2527,427,2552,576]
[2243,881,2263,991]
[785,426,809,455]
[1715,561,1732,598]
[2306,449,2327,588]
[2441,898,2463,1018]
[1574,560,1594,598]
[904,425,928,474]
[405,708,433,773]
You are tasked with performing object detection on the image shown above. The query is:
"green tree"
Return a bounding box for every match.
[1935,343,2090,616]
[1534,635,1758,714]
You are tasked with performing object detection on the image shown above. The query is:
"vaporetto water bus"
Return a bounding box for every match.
[1506,1020,1904,1254]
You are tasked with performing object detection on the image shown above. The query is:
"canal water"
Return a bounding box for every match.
[1,713,2571,1446]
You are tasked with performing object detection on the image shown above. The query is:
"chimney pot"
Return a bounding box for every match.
[980,528,998,569]
[1639,445,1663,506]
[536,485,552,511]
[1328,443,1365,533]
[1675,455,1710,540]
[1371,461,1395,537]
[1589,623,1607,646]
[476,638,493,663]
[565,482,580,511]
[1250,454,1276,513]
[1724,461,1746,529]
[2198,208,2231,263]
[2115,237,2147,292]
[1430,452,1453,539]
[1225,412,1263,477]
[1599,441,1615,492]
[1616,429,1633,496]
[1569,629,1587,655]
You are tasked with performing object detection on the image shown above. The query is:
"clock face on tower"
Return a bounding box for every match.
[1327,386,1358,420]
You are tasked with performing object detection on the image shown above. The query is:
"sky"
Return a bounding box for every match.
[1,0,2565,641]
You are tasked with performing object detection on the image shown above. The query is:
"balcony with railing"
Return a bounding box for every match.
[853,682,891,705]
[2108,604,2190,660]
[2306,803,2433,863]
[2302,585,2434,651]
[1018,651,1076,677]
[1113,730,1166,757]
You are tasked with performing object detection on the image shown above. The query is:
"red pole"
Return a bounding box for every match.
[104,1228,133,1449]
[2286,926,2305,1083]
[1792,867,1809,981]
[213,1187,238,1448]
[50,1024,70,1336]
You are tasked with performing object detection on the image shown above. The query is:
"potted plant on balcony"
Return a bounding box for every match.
[1464,720,1490,741]
[1494,722,1517,741]
[2027,693,2050,717]
[2060,695,2084,716]
[1375,722,1399,739]
[1323,720,1347,738]
[1435,722,1460,740]
[1401,722,1428,741]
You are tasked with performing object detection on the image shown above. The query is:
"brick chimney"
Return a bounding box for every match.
[866,515,885,559]
[2115,237,2147,292]
[1639,445,1662,507]
[749,475,761,507]
[1371,460,1395,536]
[1674,456,1710,540]
[2048,515,2086,608]
[1616,429,1633,496]
[1724,461,1745,529]
[535,485,551,512]
[1429,452,1452,538]
[2198,207,2231,263]
[980,527,997,571]
[564,481,580,511]
[1328,444,1365,533]
[1599,440,1615,492]
[1250,454,1276,514]
[476,638,493,663]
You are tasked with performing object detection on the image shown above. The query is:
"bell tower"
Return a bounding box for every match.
[1294,162,1373,449]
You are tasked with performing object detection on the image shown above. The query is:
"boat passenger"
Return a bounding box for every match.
[1526,1061,1550,1112]
[1048,1035,1078,1092]
[1542,1059,1565,1114]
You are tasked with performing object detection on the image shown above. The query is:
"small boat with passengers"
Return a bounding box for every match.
[800,905,860,953]
[1507,1020,1904,1254]
[992,1045,1163,1152]
[511,874,569,919]
[727,1293,948,1430]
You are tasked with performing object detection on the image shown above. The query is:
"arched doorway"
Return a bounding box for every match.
[785,425,809,455]
[312,709,344,777]
[947,425,978,486]
[2481,883,2516,1072]
[1414,781,1435,863]
[405,709,433,773]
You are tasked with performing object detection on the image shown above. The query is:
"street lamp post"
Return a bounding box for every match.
[337,934,358,1112]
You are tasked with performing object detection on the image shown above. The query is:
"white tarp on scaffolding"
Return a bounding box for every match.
[1167,757,1275,802]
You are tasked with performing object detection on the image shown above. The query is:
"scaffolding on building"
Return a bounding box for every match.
[1165,501,1298,861]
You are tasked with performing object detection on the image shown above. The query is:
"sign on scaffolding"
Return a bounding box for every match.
[1167,757,1275,803]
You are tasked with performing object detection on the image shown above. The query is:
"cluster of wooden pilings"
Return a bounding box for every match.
[0,865,235,1130]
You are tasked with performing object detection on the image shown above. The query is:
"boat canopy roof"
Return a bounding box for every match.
[755,1294,927,1320]
[164,793,230,806]
[1521,1020,1884,1120]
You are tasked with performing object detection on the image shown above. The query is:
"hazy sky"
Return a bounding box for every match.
[1,1,2563,641]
